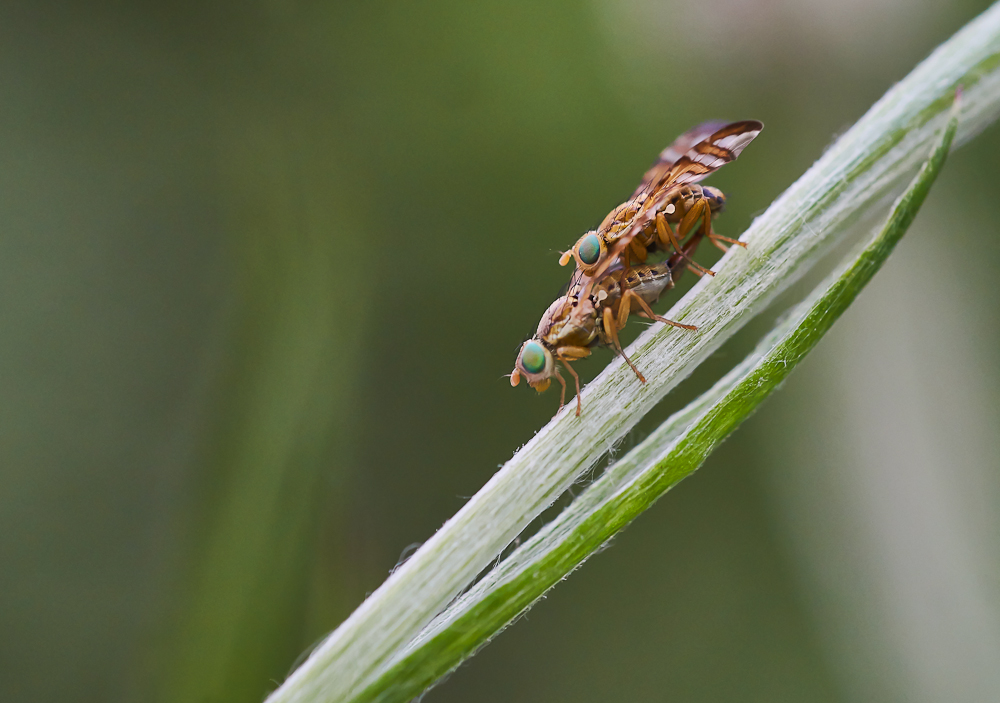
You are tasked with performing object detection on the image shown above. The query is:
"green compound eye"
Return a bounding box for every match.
[578,233,601,265]
[520,341,547,374]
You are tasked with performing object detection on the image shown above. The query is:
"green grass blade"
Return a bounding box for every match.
[267,4,1000,701]
[357,103,960,703]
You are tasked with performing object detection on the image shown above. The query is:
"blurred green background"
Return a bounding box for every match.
[2,2,999,702]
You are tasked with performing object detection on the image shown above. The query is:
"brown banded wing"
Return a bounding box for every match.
[655,120,763,191]
[596,122,730,245]
[591,120,763,282]
[630,120,730,199]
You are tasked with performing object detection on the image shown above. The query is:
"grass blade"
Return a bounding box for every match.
[355,99,960,703]
[268,4,1000,701]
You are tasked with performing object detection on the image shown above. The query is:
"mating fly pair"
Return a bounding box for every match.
[510,120,763,415]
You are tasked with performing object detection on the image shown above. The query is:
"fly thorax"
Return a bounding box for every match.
[592,278,620,308]
[568,296,598,337]
[678,185,702,210]
[539,295,595,348]
[536,296,572,337]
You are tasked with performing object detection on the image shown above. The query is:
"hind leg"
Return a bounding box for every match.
[602,306,645,383]
[659,210,714,277]
[708,233,747,253]
[620,289,698,331]
[684,196,748,253]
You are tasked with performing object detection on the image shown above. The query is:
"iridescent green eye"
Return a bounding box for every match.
[520,341,547,374]
[578,233,601,265]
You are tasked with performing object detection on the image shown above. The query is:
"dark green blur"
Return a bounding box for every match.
[2,3,998,703]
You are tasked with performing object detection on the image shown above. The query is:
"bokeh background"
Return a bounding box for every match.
[3,2,999,702]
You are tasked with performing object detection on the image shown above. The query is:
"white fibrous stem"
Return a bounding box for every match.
[267,5,1000,703]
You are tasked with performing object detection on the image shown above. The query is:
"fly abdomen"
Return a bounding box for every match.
[625,262,675,305]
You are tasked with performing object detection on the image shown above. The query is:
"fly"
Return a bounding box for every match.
[559,120,763,283]
[511,230,704,415]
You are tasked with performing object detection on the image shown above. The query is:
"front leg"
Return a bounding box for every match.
[628,236,647,269]
[555,346,590,416]
[708,232,748,253]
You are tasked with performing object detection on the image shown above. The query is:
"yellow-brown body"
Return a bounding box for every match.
[512,251,697,415]
[560,120,762,279]
[592,184,727,270]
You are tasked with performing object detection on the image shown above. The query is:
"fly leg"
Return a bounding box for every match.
[629,236,648,264]
[619,246,632,285]
[601,306,645,384]
[552,371,567,413]
[619,288,698,331]
[657,211,714,277]
[555,346,590,416]
[623,236,647,282]
[708,233,747,252]
[684,197,747,254]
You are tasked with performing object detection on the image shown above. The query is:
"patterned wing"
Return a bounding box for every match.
[657,120,763,190]
[591,120,763,282]
[630,120,730,199]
